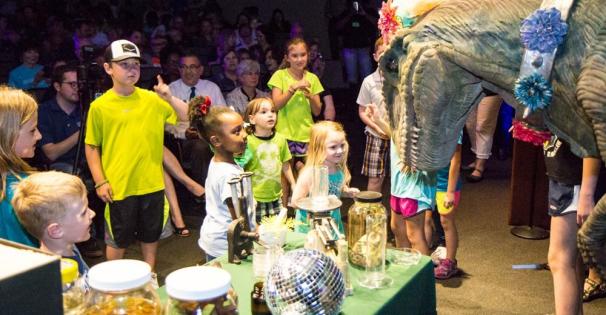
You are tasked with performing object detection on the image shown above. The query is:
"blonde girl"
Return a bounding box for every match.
[244,97,295,224]
[0,86,42,246]
[291,121,359,233]
[268,37,323,169]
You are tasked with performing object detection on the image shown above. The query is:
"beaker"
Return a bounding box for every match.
[310,165,329,206]
[358,204,392,289]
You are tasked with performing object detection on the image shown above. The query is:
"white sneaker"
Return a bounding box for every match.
[150,272,159,290]
[431,246,447,265]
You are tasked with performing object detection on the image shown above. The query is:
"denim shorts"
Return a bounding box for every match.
[548,179,580,217]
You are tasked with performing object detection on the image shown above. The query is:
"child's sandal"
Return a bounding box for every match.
[174,226,191,237]
[583,278,606,302]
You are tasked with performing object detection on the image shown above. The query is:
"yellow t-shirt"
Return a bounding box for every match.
[85,87,177,200]
[267,69,324,143]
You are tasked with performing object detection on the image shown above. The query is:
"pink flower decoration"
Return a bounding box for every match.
[378,0,401,43]
[511,119,552,146]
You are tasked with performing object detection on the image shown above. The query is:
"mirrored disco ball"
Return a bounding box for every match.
[264,249,345,315]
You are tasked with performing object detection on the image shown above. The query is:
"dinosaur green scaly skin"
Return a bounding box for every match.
[380,0,606,278]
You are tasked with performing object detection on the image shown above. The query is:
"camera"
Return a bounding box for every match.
[79,45,104,85]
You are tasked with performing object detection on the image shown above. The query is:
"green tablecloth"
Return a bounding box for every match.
[159,233,436,314]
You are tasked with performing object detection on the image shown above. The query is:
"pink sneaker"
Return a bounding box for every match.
[434,258,458,279]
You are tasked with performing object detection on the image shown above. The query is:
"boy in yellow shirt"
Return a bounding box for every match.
[84,40,188,272]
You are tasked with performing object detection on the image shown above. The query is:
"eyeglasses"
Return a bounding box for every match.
[61,81,78,89]
[179,64,201,71]
[114,61,141,71]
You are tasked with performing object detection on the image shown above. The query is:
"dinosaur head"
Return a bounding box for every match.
[381,32,484,171]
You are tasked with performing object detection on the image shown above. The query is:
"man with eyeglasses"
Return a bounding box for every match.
[37,65,82,173]
[168,52,225,106]
[167,52,226,201]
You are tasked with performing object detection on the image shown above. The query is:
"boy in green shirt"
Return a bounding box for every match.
[84,40,188,271]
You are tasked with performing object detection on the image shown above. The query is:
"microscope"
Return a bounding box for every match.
[226,172,258,264]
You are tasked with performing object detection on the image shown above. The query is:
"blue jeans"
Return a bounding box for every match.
[342,47,372,85]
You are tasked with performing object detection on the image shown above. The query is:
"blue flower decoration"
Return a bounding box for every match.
[514,73,553,111]
[520,8,568,53]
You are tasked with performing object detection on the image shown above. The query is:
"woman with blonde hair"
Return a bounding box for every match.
[0,86,42,246]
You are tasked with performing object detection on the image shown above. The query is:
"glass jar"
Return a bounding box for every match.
[347,191,387,269]
[251,245,282,315]
[164,266,238,315]
[83,259,161,315]
[61,258,85,314]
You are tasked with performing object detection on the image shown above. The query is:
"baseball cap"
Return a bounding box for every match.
[107,39,141,62]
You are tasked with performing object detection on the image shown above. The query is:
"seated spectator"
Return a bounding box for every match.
[235,23,257,50]
[8,44,49,90]
[236,48,251,61]
[0,14,20,46]
[169,52,226,106]
[255,27,271,52]
[160,48,182,84]
[189,18,216,64]
[149,36,169,66]
[290,22,304,39]
[235,12,250,27]
[37,65,81,173]
[268,9,291,48]
[261,47,279,88]
[210,49,239,96]
[226,59,269,116]
[72,19,95,59]
[214,28,236,65]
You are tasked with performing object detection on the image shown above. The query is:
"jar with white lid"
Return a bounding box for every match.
[164,266,238,315]
[83,259,161,315]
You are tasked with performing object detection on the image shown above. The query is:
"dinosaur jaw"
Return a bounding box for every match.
[396,116,458,172]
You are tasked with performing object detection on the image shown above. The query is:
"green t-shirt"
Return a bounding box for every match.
[244,132,292,202]
[85,87,177,200]
[267,69,324,142]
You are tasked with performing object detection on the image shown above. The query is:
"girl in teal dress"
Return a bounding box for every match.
[292,121,359,234]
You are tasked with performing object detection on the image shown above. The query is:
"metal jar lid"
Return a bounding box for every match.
[353,191,382,203]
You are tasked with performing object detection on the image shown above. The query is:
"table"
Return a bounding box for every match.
[159,233,436,314]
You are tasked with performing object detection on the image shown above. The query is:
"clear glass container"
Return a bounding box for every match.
[251,245,282,315]
[311,165,329,206]
[164,266,238,315]
[347,191,391,288]
[348,191,386,268]
[61,258,85,314]
[83,259,161,315]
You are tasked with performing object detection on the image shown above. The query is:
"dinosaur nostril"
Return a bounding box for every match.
[387,57,397,72]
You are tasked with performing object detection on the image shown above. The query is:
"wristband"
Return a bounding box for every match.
[95,180,108,189]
